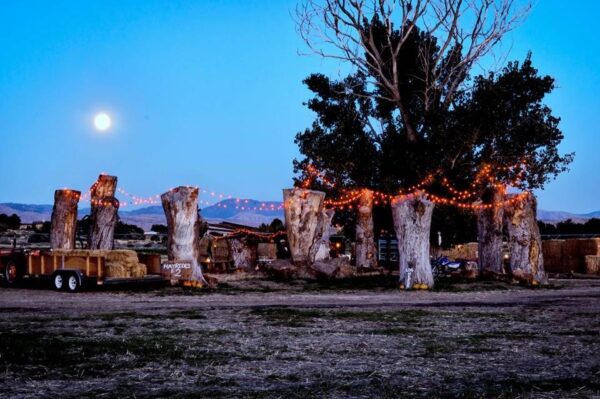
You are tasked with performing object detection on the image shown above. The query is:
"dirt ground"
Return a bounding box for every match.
[0,276,599,398]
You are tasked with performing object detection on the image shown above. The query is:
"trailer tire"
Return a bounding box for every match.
[53,273,64,291]
[65,273,80,293]
[4,260,19,285]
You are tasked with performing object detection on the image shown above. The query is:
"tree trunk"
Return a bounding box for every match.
[161,186,206,283]
[309,208,335,264]
[477,187,506,277]
[50,189,80,250]
[504,193,547,285]
[355,189,377,268]
[88,174,119,250]
[391,193,435,288]
[283,188,326,266]
[230,238,257,271]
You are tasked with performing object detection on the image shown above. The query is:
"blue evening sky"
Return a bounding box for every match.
[0,0,598,213]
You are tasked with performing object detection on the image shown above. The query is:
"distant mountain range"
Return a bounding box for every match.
[0,199,284,231]
[1,201,598,231]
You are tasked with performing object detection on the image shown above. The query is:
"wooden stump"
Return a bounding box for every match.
[161,186,206,282]
[504,193,547,285]
[309,208,335,263]
[230,238,257,270]
[88,174,119,250]
[391,193,435,288]
[477,187,506,277]
[355,189,377,268]
[283,188,326,266]
[50,189,80,250]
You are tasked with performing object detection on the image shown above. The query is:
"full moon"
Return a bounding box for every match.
[94,113,112,131]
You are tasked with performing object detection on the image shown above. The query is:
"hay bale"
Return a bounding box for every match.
[579,239,600,256]
[257,243,277,260]
[585,255,600,274]
[212,240,231,262]
[105,264,127,278]
[542,240,563,259]
[561,240,585,273]
[129,263,147,278]
[198,236,212,257]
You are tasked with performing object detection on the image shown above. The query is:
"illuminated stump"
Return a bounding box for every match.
[504,192,547,285]
[391,193,435,288]
[282,188,326,266]
[161,186,206,283]
[355,189,377,268]
[477,187,506,277]
[50,189,81,250]
[88,174,119,250]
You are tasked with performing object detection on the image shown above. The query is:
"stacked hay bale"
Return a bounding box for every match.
[585,255,600,274]
[106,250,147,278]
[440,242,479,260]
[52,249,147,278]
[542,240,565,273]
[542,238,600,274]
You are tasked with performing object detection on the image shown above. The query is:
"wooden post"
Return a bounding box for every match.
[477,186,506,277]
[88,174,119,250]
[161,186,206,283]
[283,188,326,266]
[355,189,377,268]
[504,192,547,285]
[50,189,80,250]
[391,193,435,288]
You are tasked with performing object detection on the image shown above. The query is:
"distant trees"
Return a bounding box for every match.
[258,218,286,233]
[538,219,600,236]
[0,213,21,231]
[151,224,168,234]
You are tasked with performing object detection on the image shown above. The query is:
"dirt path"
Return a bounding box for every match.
[1,278,599,398]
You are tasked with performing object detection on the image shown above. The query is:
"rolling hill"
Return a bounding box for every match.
[1,201,597,231]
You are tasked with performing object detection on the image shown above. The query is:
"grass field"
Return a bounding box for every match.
[0,277,599,398]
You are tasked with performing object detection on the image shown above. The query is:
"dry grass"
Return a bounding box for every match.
[0,279,599,398]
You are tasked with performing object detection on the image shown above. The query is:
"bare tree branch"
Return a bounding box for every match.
[296,0,531,142]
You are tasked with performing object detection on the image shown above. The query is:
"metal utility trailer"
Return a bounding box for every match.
[0,249,164,292]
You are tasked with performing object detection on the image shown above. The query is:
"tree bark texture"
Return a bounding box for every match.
[477,187,506,277]
[355,190,378,268]
[88,174,119,250]
[161,186,206,282]
[230,238,257,270]
[309,208,335,264]
[50,189,80,250]
[283,188,326,266]
[391,193,435,288]
[504,193,547,284]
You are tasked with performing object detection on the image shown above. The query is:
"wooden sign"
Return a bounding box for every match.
[161,260,193,282]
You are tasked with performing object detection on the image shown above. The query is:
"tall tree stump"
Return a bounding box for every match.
[391,193,435,288]
[161,186,206,282]
[356,189,377,268]
[477,187,506,277]
[283,188,326,266]
[504,193,547,285]
[309,208,335,263]
[50,189,81,250]
[88,174,119,250]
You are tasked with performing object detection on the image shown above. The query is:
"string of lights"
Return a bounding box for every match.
[304,161,531,211]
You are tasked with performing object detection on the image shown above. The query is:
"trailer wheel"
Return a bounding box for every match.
[53,273,64,291]
[4,260,19,285]
[66,273,80,293]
